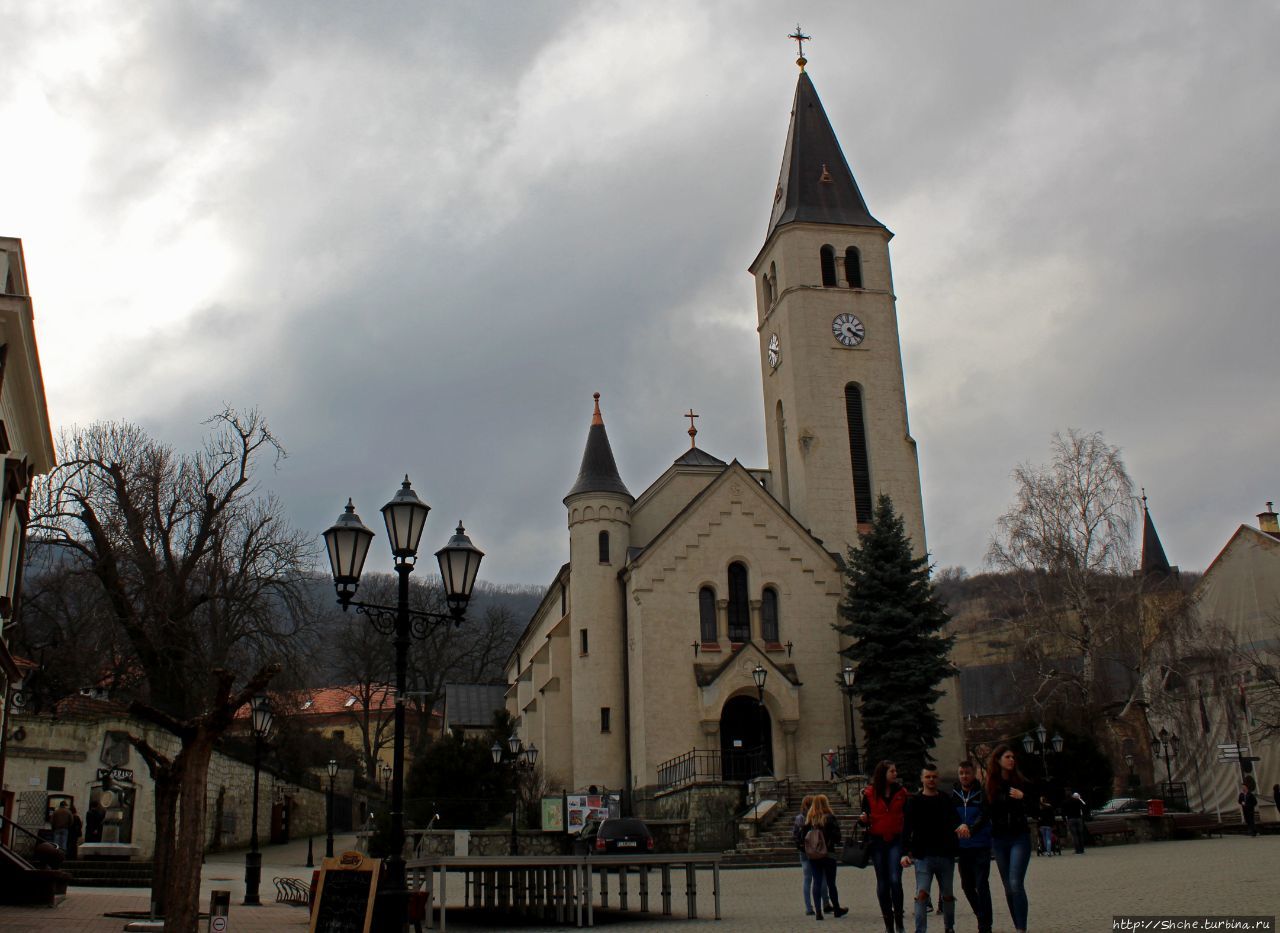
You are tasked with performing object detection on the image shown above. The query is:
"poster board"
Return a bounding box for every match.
[309,850,381,933]
[565,793,620,834]
[541,795,565,832]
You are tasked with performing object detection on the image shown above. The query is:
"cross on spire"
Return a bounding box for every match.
[787,24,811,70]
[685,409,699,448]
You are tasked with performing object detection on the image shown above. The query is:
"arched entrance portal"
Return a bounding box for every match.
[719,695,772,782]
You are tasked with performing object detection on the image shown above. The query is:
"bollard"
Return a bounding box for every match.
[208,889,230,932]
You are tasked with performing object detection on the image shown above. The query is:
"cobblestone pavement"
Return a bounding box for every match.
[1,834,1275,931]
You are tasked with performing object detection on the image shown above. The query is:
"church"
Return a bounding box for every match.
[504,59,962,801]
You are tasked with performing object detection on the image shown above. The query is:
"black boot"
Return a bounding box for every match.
[894,910,905,933]
[881,910,895,933]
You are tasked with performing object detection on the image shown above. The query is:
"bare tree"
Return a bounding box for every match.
[25,410,315,933]
[986,429,1184,728]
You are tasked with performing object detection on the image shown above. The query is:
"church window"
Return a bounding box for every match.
[761,587,780,643]
[598,530,610,564]
[560,583,567,616]
[768,262,778,304]
[46,767,65,792]
[699,586,717,643]
[844,384,873,523]
[727,562,750,642]
[600,707,611,733]
[820,245,837,286]
[844,247,863,288]
[774,401,790,509]
[580,628,589,656]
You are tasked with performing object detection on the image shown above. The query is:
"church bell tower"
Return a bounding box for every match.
[750,65,927,559]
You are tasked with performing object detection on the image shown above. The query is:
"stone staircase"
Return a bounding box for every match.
[62,858,154,888]
[722,780,864,867]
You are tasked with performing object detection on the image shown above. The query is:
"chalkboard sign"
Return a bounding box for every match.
[309,851,380,933]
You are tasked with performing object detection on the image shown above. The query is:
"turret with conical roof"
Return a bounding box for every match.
[564,393,630,790]
[1140,493,1176,584]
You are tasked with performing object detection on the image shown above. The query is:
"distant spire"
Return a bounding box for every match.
[685,408,699,448]
[1140,493,1173,583]
[766,70,884,240]
[565,393,632,502]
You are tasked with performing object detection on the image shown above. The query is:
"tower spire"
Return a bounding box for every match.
[765,70,884,240]
[565,393,632,502]
[1140,492,1174,583]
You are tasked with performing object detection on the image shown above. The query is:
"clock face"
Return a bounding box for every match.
[832,313,865,347]
[767,333,781,369]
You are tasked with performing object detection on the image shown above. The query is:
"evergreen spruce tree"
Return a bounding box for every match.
[839,494,954,778]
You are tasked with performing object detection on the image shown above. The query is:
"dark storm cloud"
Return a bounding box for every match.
[6,1,1278,584]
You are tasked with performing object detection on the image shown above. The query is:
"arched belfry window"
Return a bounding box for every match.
[699,587,717,643]
[844,384,873,523]
[761,587,780,643]
[727,562,750,643]
[820,245,837,287]
[774,400,790,508]
[598,530,610,564]
[844,247,862,288]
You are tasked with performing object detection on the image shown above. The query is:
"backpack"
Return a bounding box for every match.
[803,824,828,860]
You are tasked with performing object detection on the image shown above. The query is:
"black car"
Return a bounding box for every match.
[575,818,655,855]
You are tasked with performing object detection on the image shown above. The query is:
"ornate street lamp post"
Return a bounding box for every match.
[1153,728,1179,785]
[325,759,338,859]
[243,694,273,906]
[491,735,539,855]
[752,664,768,777]
[838,665,860,776]
[323,478,484,931]
[1022,723,1064,782]
[1124,752,1139,793]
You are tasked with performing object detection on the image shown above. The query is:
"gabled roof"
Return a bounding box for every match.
[693,641,801,688]
[765,71,884,241]
[565,394,632,501]
[624,460,839,574]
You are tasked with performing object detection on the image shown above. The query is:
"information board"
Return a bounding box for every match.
[309,850,381,933]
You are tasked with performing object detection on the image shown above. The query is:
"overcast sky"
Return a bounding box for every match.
[3,1,1277,585]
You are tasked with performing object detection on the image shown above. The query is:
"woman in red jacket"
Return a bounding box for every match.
[860,760,909,933]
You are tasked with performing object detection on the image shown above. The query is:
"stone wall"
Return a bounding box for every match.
[2,711,354,858]
[633,782,743,852]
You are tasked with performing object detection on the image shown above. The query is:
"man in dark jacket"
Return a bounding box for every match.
[1061,788,1087,854]
[902,765,962,933]
[951,760,993,933]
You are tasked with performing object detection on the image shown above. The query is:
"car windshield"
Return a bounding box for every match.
[600,819,649,838]
[1097,798,1138,811]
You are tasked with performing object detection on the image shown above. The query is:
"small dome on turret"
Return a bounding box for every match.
[565,393,632,503]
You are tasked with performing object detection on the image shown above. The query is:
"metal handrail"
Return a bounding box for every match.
[0,812,55,861]
[655,745,769,792]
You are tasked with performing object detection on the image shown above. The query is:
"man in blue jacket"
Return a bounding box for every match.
[951,760,993,933]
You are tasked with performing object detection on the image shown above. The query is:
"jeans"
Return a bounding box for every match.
[957,847,993,931]
[912,856,955,933]
[1039,825,1053,852]
[809,857,840,913]
[1068,818,1086,853]
[992,831,1031,930]
[801,854,814,911]
[53,829,69,852]
[869,836,904,919]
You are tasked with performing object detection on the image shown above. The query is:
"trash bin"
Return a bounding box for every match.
[1147,799,1165,816]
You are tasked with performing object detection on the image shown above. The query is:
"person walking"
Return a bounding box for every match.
[1061,788,1087,854]
[986,744,1033,933]
[793,794,831,917]
[1238,783,1258,836]
[1035,795,1055,855]
[952,759,994,933]
[68,805,83,860]
[49,800,73,852]
[862,760,909,933]
[802,794,849,920]
[901,764,961,933]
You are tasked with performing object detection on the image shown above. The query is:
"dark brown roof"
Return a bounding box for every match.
[673,446,726,467]
[766,71,883,240]
[1140,504,1173,582]
[565,396,631,501]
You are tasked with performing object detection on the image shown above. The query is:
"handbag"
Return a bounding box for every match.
[841,828,872,868]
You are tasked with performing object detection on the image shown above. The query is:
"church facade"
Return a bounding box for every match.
[504,67,962,798]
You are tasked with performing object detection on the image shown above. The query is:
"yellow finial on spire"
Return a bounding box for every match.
[592,392,603,426]
[788,24,811,71]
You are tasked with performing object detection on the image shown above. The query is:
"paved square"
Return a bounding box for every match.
[1,834,1275,931]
